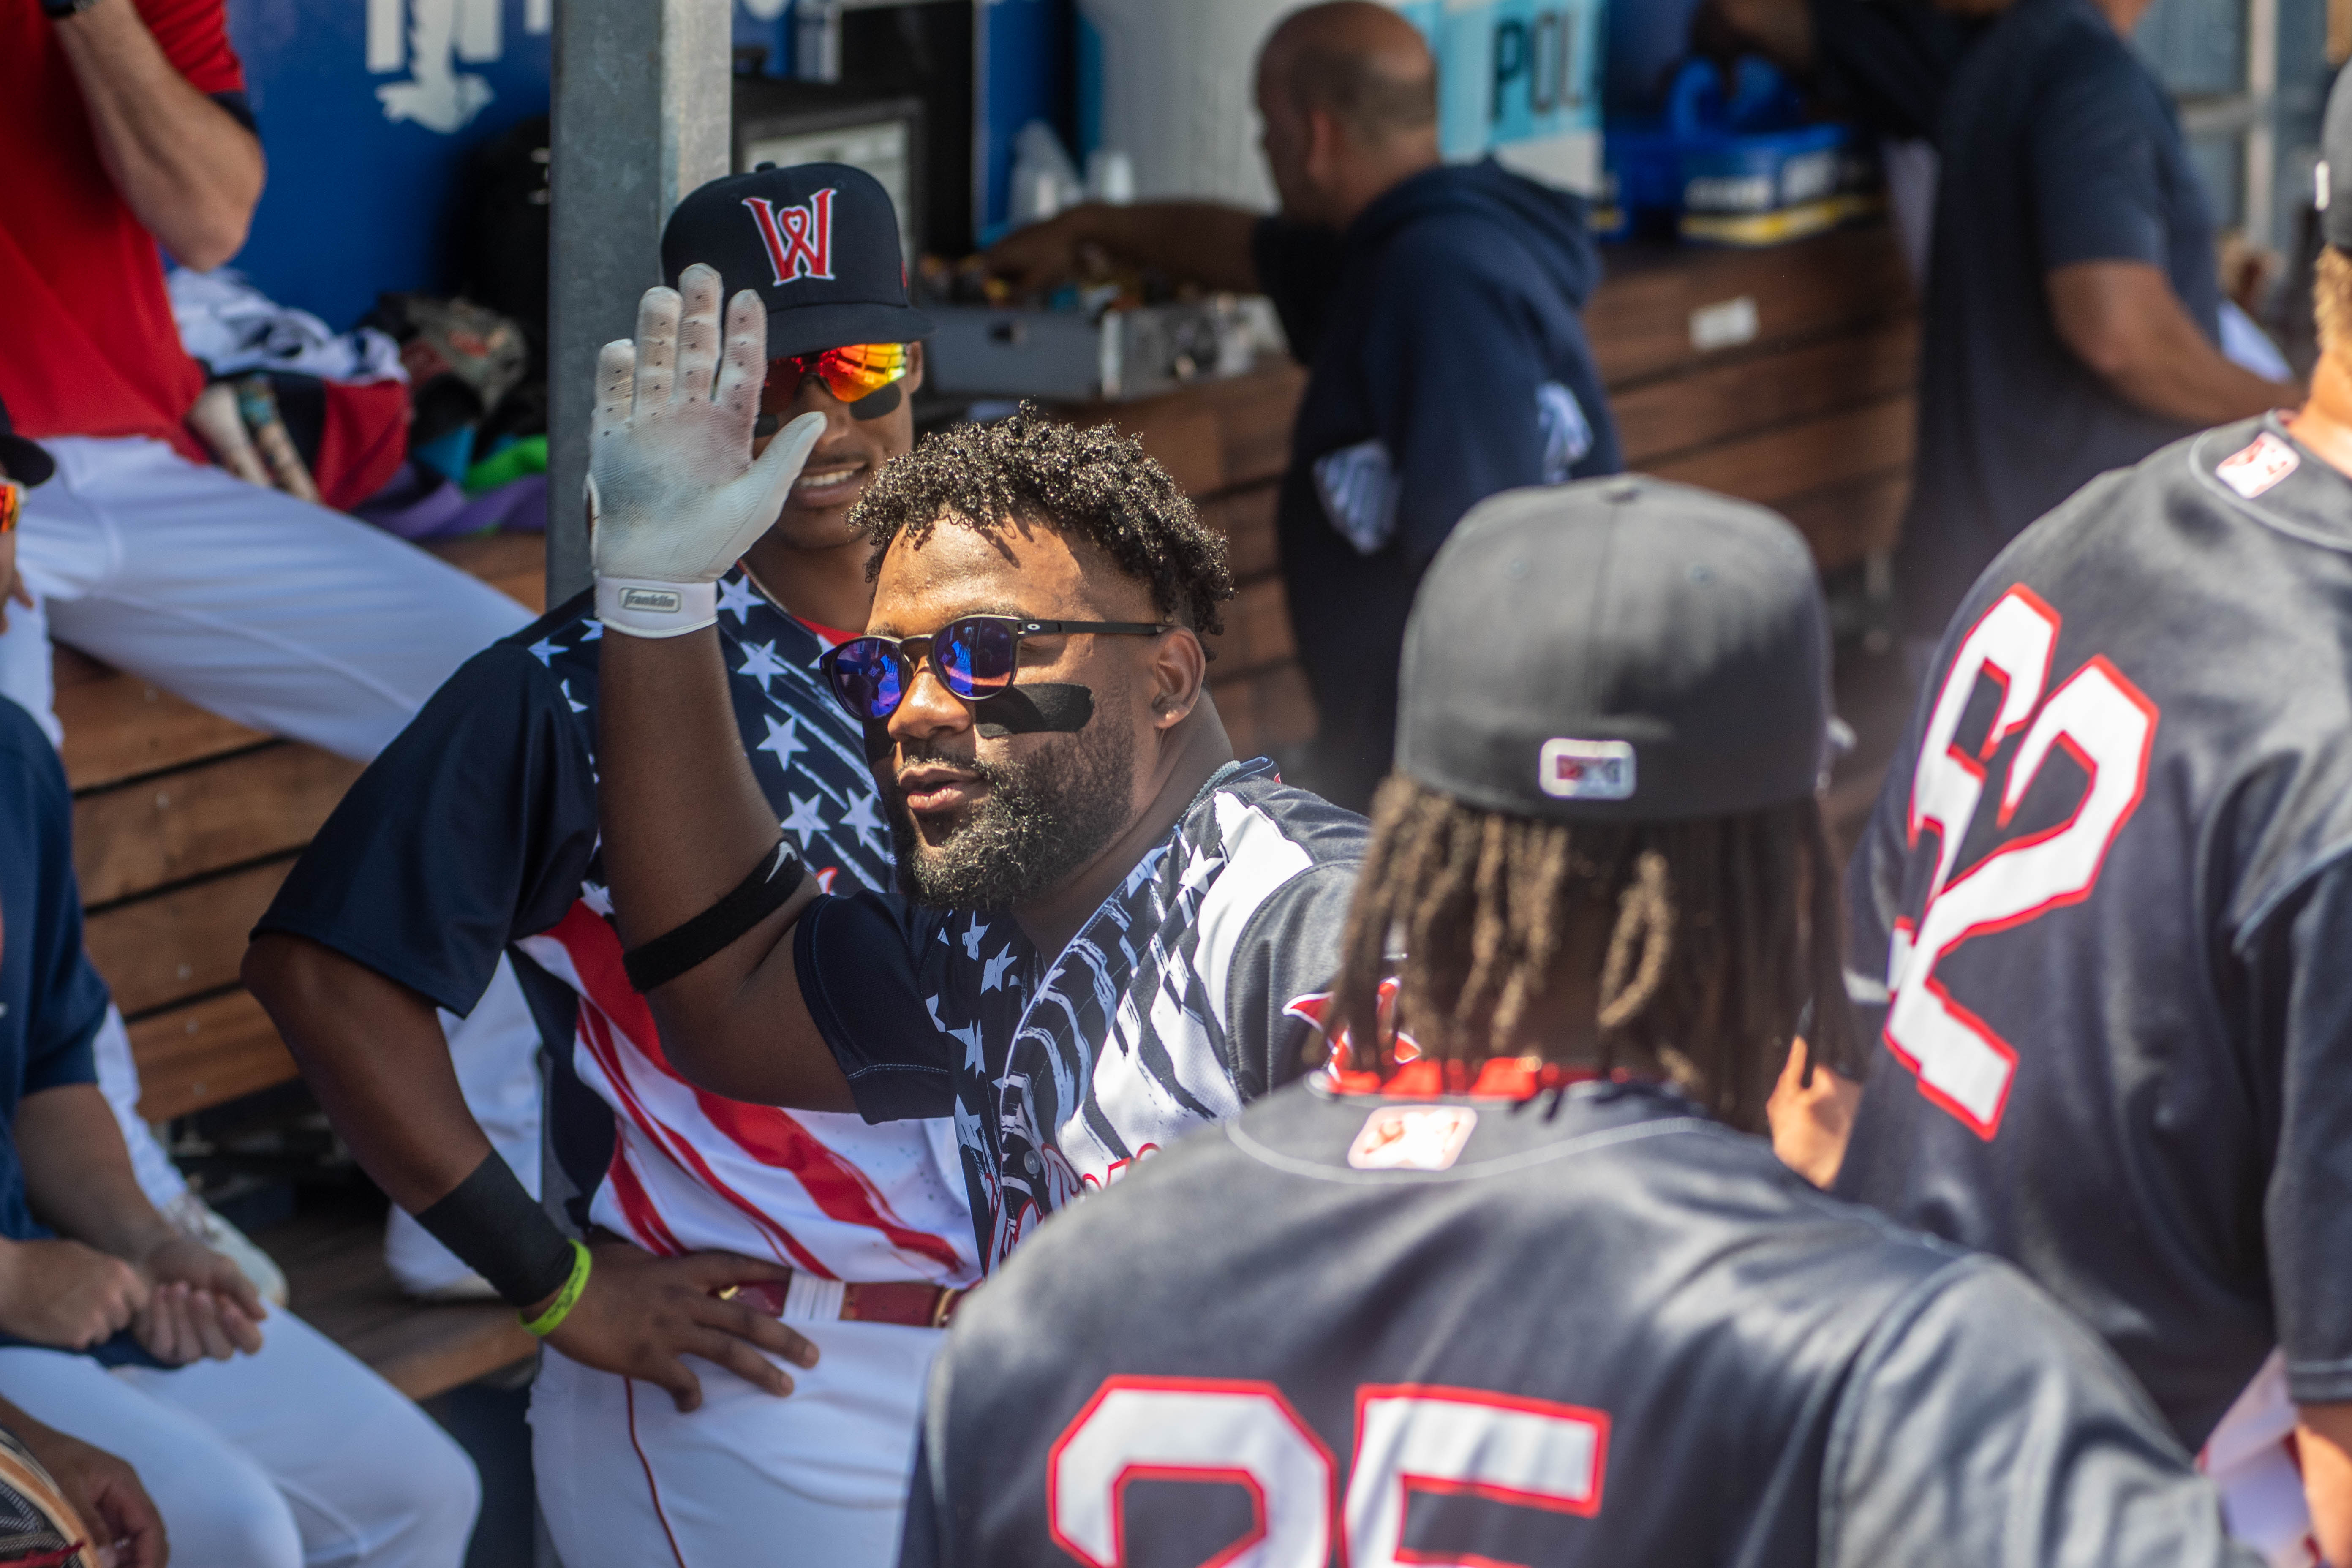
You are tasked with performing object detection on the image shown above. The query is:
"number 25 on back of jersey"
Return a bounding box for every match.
[1883,586,2158,1138]
[1049,1377,1606,1568]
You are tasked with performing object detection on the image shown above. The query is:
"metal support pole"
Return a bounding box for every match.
[546,0,732,606]
[2243,0,2277,253]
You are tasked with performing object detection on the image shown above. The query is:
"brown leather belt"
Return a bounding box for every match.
[719,1277,964,1329]
[841,1281,966,1329]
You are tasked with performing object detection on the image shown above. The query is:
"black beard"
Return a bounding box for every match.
[887,715,1134,911]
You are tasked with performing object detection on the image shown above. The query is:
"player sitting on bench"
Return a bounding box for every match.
[0,691,476,1568]
[247,166,972,1568]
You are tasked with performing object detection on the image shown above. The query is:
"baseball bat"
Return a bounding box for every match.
[187,381,272,487]
[236,376,321,504]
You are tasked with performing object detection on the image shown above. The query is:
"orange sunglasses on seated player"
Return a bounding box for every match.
[770,343,909,406]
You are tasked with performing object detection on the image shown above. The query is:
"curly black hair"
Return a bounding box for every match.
[846,405,1233,638]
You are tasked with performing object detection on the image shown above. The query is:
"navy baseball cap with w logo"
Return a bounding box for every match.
[661,163,932,360]
[1396,476,1831,824]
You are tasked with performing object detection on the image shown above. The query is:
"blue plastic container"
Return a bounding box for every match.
[1601,57,1872,244]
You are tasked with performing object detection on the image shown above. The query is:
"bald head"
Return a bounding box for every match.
[1254,2,1440,227]
[1260,2,1436,147]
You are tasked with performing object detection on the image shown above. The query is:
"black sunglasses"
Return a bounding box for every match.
[817,615,1169,721]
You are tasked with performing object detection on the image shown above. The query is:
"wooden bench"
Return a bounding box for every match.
[256,1205,539,1402]
[1081,221,1921,758]
[61,531,547,1400]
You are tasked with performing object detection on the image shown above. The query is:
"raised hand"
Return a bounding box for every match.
[588,263,825,638]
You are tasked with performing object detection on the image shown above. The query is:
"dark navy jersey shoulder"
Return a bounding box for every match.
[1900,0,2219,633]
[0,698,110,1243]
[1804,0,1978,142]
[799,760,1366,1270]
[1841,415,2352,1443]
[906,1079,2246,1568]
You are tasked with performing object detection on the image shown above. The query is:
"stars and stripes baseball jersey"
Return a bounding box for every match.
[903,1074,2254,1568]
[259,569,975,1287]
[1839,414,2352,1448]
[797,760,1367,1272]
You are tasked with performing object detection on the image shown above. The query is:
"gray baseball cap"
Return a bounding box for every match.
[1396,476,1831,824]
[2324,65,2352,251]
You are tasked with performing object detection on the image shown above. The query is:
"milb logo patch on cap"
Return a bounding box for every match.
[1539,738,1636,801]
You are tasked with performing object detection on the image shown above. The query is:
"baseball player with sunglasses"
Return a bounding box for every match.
[244,166,969,1568]
[581,256,1367,1289]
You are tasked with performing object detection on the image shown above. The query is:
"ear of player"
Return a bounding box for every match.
[588,263,828,638]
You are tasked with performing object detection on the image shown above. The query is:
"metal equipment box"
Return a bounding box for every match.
[923,297,1263,403]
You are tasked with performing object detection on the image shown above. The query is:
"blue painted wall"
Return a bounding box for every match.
[224,0,1060,320]
[976,0,1073,240]
[223,0,554,330]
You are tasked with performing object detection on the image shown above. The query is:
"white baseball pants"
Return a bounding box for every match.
[529,1319,944,1568]
[0,434,529,757]
[0,1312,480,1568]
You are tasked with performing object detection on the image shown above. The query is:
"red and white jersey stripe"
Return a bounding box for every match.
[521,901,977,1285]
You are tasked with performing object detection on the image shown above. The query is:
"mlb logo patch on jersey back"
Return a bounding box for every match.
[2216,432,2300,500]
[1539,738,1636,802]
[1348,1105,1478,1171]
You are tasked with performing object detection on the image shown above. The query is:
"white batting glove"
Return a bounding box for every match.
[588,263,826,638]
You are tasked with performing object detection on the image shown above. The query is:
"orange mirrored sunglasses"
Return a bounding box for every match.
[770,343,909,406]
[0,481,19,537]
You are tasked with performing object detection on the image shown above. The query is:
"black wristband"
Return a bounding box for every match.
[43,0,102,19]
[622,841,806,993]
[413,1153,576,1309]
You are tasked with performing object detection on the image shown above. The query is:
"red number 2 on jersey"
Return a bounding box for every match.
[1884,586,2159,1139]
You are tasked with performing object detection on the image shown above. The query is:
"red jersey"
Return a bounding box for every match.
[0,0,247,461]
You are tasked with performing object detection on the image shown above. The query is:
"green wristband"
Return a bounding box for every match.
[519,1240,592,1337]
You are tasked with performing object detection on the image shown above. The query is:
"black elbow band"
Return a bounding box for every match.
[622,841,806,993]
[413,1153,576,1309]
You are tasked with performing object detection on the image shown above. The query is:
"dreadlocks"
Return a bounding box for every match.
[1329,776,1857,1133]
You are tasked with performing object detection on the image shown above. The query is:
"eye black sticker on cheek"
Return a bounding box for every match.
[972,683,1094,737]
[848,384,903,422]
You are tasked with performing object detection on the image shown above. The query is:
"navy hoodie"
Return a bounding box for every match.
[1252,158,1619,808]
